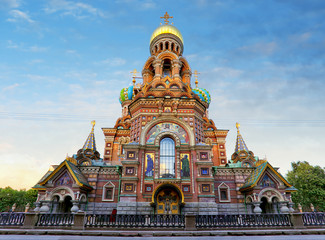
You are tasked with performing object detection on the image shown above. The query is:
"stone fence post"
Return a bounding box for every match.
[72,212,85,230]
[185,213,196,231]
[22,212,39,229]
[290,213,306,229]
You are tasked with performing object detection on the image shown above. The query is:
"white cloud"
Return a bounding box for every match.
[7,9,35,23]
[44,0,105,19]
[238,41,277,55]
[2,83,20,92]
[7,40,47,52]
[116,0,156,9]
[97,57,126,66]
[0,0,20,8]
[211,67,243,78]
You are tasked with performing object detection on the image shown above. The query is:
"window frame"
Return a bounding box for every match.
[159,137,176,179]
[102,181,115,202]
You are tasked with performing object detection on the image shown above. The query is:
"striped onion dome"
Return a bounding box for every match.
[192,88,211,104]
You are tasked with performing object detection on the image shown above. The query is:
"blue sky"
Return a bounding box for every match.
[0,0,324,189]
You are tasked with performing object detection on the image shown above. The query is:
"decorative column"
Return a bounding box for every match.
[39,201,51,212]
[253,202,262,214]
[71,201,80,213]
[153,59,163,79]
[279,201,290,213]
[181,69,192,85]
[288,202,295,213]
[171,59,182,79]
[33,202,41,212]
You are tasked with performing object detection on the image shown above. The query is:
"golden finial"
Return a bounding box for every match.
[91,120,96,130]
[130,69,138,85]
[194,70,200,88]
[160,12,173,25]
[236,122,240,133]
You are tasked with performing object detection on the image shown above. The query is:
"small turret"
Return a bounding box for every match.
[76,121,100,165]
[231,123,256,166]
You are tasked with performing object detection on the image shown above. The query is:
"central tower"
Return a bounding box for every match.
[102,12,228,215]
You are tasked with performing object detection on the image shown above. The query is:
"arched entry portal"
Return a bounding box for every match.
[260,197,272,213]
[151,183,185,215]
[63,196,73,213]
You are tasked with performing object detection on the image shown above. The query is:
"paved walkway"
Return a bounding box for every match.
[0,228,325,237]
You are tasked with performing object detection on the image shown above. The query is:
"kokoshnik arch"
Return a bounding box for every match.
[33,13,297,215]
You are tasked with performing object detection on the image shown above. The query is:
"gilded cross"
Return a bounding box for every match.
[130,69,138,85]
[160,12,173,25]
[130,69,138,77]
[194,70,200,87]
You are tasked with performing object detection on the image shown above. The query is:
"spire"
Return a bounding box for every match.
[235,122,249,153]
[82,120,96,151]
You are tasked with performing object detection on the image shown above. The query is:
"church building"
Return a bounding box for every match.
[33,13,296,215]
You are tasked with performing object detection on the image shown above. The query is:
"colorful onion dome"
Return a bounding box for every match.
[192,88,211,104]
[119,85,134,104]
[150,25,183,44]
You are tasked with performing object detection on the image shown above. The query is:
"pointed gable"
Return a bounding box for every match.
[240,161,294,192]
[36,160,92,190]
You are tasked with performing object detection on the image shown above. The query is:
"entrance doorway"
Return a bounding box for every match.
[156,189,180,214]
[62,196,73,213]
[260,197,273,213]
[153,184,184,215]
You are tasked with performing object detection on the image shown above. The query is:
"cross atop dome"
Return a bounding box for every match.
[194,70,200,87]
[160,12,173,25]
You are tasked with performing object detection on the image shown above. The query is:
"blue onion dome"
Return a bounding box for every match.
[192,88,211,104]
[119,85,134,104]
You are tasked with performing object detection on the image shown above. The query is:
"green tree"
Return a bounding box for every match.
[286,161,325,212]
[0,187,37,212]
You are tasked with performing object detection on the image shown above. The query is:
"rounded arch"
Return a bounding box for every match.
[154,131,181,147]
[140,116,195,146]
[151,183,185,205]
[157,51,178,61]
[246,195,254,203]
[143,56,156,70]
[169,83,181,89]
[179,57,191,71]
[258,187,284,203]
[79,194,87,202]
[47,186,75,201]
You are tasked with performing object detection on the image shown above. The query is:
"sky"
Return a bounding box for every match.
[0,0,324,190]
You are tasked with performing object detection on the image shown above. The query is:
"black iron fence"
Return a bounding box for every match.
[196,214,292,228]
[36,213,74,227]
[1,212,325,229]
[0,212,25,226]
[302,212,325,226]
[85,214,185,228]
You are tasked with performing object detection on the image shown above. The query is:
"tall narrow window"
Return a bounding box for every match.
[159,137,175,178]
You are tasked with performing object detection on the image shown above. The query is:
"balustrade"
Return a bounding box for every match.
[0,212,25,226]
[196,214,292,228]
[85,214,184,228]
[36,213,74,227]
[302,212,325,226]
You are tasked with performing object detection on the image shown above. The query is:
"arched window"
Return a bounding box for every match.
[159,137,175,178]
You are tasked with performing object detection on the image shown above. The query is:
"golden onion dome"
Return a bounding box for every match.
[150,24,183,44]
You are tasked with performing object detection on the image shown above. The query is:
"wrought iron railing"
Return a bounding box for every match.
[85,214,185,228]
[302,212,325,226]
[36,213,74,227]
[0,212,25,226]
[196,214,292,228]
